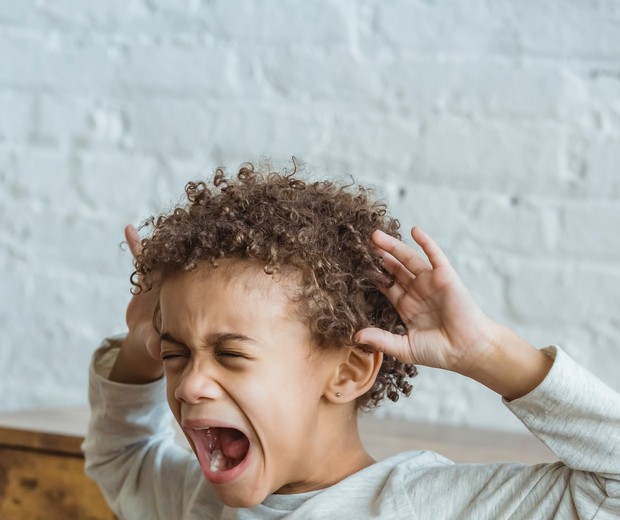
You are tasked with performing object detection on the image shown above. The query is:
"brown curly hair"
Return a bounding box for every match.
[133,162,417,411]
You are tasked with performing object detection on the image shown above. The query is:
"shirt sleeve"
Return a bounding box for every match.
[505,345,620,480]
[81,336,220,520]
[404,346,620,519]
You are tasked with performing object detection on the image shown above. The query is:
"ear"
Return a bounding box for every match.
[324,347,383,404]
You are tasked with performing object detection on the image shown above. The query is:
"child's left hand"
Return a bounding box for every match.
[356,227,553,399]
[355,227,497,377]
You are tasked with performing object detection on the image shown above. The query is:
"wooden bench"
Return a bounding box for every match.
[0,407,555,519]
[0,408,115,520]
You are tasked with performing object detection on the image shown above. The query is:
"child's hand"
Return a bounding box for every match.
[356,227,496,376]
[123,224,161,361]
[356,227,553,399]
[108,225,163,384]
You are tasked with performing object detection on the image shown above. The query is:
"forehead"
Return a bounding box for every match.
[160,259,299,319]
[158,259,319,353]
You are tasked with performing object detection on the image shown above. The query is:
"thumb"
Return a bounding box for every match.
[355,327,413,363]
[125,224,142,258]
[145,331,162,361]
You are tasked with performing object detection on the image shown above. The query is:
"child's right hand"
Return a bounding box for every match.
[123,224,162,361]
[108,225,163,384]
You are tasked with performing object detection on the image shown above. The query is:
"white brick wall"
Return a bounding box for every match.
[1,0,619,433]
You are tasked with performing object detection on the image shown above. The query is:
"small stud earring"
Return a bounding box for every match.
[335,392,342,398]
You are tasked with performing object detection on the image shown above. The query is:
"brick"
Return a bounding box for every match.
[9,0,349,46]
[576,137,620,197]
[36,95,91,145]
[37,95,130,147]
[503,0,620,59]
[377,59,566,118]
[205,106,327,161]
[9,146,83,213]
[116,42,237,96]
[506,261,620,326]
[0,267,127,411]
[312,114,421,171]
[0,34,235,98]
[463,195,561,254]
[202,0,352,47]
[0,0,42,26]
[0,33,118,92]
[586,324,620,389]
[123,97,213,152]
[559,200,620,259]
[0,0,176,34]
[514,322,619,392]
[452,252,508,321]
[379,366,527,433]
[74,150,168,215]
[259,45,384,105]
[580,69,620,112]
[0,90,34,141]
[0,144,19,196]
[385,182,466,245]
[367,0,519,57]
[419,115,564,193]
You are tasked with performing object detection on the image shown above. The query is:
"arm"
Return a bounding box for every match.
[83,338,206,520]
[356,227,620,518]
[108,225,163,385]
[82,226,219,519]
[401,345,620,519]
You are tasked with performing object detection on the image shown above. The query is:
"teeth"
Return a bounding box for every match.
[210,449,223,472]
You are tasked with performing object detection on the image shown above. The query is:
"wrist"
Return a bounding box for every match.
[463,323,553,401]
[108,334,163,384]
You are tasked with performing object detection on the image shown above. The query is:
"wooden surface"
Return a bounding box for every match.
[0,408,116,520]
[0,426,84,456]
[0,406,556,519]
[0,446,116,520]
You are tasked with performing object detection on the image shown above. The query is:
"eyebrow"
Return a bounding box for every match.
[159,331,257,347]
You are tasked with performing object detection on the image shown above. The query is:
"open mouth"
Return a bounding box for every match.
[191,427,251,476]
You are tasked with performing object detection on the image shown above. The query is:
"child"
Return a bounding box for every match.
[83,164,620,519]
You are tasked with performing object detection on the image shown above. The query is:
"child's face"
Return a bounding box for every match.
[159,260,362,507]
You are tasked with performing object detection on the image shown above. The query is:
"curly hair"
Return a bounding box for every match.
[133,162,417,411]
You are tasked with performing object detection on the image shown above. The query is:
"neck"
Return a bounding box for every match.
[275,409,375,495]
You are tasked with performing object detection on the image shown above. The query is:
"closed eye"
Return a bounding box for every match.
[160,350,189,361]
[216,350,245,359]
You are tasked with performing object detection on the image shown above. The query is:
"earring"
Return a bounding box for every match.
[335,392,342,398]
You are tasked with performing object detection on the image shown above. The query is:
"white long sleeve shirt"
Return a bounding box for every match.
[82,337,620,519]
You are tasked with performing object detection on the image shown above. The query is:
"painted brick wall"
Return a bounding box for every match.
[1,0,619,433]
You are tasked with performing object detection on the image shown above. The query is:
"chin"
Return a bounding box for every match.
[215,488,268,509]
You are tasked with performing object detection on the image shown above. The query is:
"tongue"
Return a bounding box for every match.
[219,428,250,460]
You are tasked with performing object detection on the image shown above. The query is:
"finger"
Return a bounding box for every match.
[354,327,413,363]
[145,332,162,361]
[376,277,407,306]
[124,224,142,258]
[372,230,430,276]
[380,249,417,290]
[410,227,450,269]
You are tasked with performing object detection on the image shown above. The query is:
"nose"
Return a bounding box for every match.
[174,357,223,404]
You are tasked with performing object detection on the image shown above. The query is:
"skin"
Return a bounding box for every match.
[111,226,379,507]
[157,262,377,506]
[355,227,553,402]
[109,223,553,507]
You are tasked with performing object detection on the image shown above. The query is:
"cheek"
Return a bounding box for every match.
[165,377,182,420]
[239,360,325,414]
